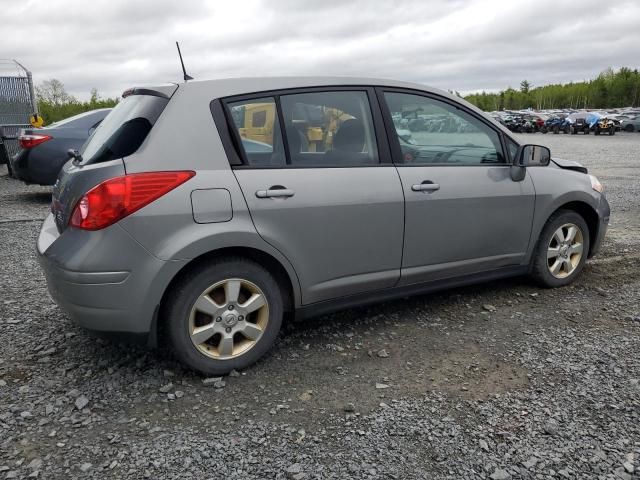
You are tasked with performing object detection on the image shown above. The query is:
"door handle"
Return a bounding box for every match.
[255,187,295,199]
[411,181,440,192]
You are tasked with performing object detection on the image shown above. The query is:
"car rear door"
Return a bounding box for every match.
[221,88,404,305]
[378,89,535,285]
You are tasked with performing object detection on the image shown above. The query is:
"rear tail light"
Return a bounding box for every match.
[19,134,52,149]
[69,171,195,230]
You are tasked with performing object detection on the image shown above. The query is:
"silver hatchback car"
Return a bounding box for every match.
[38,77,610,374]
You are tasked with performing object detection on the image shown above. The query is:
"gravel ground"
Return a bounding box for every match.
[1,132,639,479]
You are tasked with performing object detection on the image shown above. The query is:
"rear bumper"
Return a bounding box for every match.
[13,149,61,185]
[37,214,186,342]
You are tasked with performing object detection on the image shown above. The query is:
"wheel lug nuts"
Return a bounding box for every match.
[225,327,231,333]
[238,315,244,321]
[228,305,234,310]
[216,317,222,322]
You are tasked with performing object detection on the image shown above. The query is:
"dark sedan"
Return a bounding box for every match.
[11,108,111,185]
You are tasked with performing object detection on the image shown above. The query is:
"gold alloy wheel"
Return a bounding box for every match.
[547,223,584,279]
[188,278,269,360]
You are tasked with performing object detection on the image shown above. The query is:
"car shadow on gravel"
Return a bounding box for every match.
[15,191,52,204]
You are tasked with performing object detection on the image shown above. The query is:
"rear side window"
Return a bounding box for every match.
[79,94,168,164]
[280,91,378,166]
[227,97,286,167]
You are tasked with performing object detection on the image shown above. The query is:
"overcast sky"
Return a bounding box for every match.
[2,0,639,100]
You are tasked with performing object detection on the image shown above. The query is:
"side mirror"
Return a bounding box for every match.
[516,144,551,167]
[510,144,551,182]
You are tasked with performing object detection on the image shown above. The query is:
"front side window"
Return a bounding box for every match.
[279,91,379,166]
[384,92,505,165]
[227,97,285,166]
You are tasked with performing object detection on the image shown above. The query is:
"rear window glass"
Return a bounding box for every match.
[79,94,168,164]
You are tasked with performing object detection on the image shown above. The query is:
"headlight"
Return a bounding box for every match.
[589,174,604,193]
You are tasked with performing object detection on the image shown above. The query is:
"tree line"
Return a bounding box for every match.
[464,67,640,111]
[36,79,119,124]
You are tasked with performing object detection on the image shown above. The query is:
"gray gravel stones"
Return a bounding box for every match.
[490,469,511,480]
[202,377,225,388]
[74,395,89,410]
[376,348,389,358]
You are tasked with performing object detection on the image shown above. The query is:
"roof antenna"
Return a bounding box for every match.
[176,41,193,81]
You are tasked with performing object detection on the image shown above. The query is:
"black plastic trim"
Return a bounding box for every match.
[295,265,529,320]
[122,88,170,99]
[211,99,244,166]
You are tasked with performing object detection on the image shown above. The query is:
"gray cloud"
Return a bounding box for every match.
[2,0,639,99]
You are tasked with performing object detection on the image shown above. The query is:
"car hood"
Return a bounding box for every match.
[552,157,588,174]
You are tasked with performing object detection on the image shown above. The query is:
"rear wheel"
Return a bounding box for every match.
[625,124,634,132]
[165,258,283,375]
[609,126,615,135]
[531,210,590,288]
[553,125,560,134]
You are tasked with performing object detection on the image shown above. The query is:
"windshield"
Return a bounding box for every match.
[79,94,168,164]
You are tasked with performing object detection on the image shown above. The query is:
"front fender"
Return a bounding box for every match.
[527,167,601,262]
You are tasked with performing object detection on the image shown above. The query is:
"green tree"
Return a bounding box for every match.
[35,80,119,125]
[35,79,75,106]
[464,67,640,110]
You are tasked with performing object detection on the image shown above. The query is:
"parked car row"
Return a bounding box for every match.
[491,108,640,136]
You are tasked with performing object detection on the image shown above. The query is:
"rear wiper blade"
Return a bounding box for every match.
[67,149,83,164]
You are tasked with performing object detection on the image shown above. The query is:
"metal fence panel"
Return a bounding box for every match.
[0,60,37,167]
[0,75,34,125]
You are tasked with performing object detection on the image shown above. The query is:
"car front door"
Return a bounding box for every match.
[225,89,404,304]
[379,89,535,285]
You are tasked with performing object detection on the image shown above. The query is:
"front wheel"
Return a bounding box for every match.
[164,258,284,375]
[625,124,634,132]
[530,210,590,288]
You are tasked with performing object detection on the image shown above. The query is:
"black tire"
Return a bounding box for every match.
[625,124,634,132]
[164,257,284,375]
[594,127,600,135]
[530,210,590,288]
[541,127,548,134]
[564,126,571,134]
[609,126,615,136]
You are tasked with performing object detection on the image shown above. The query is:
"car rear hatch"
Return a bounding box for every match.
[51,86,177,233]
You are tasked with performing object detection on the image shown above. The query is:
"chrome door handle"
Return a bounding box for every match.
[411,182,440,192]
[255,188,295,199]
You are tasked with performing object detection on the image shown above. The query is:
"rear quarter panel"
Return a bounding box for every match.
[118,86,303,305]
